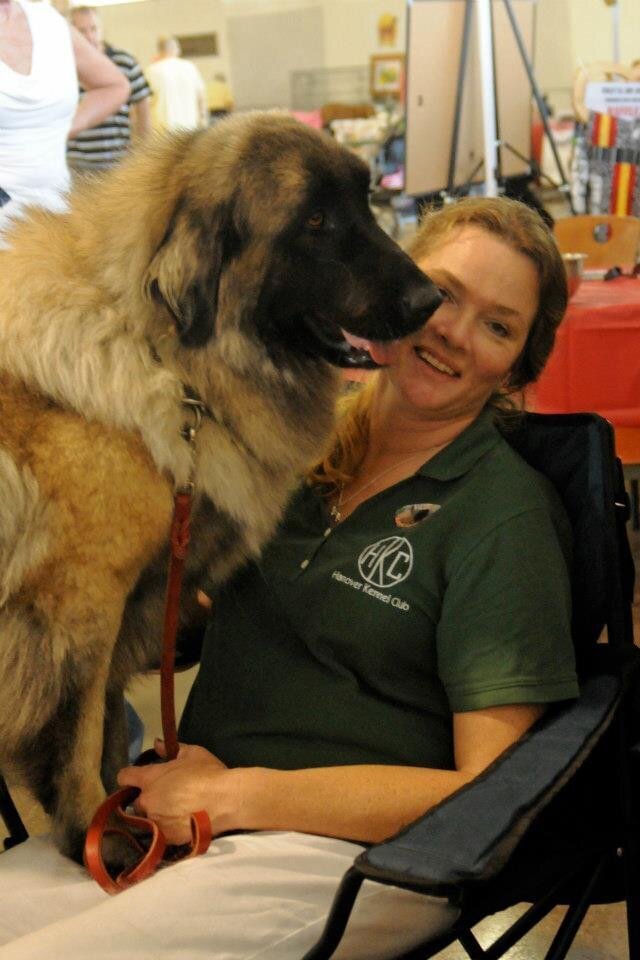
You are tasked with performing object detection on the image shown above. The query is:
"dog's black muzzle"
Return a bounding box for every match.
[305,256,443,369]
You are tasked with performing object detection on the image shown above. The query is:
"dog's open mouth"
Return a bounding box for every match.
[304,317,396,369]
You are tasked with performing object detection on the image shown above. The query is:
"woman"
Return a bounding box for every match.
[0,197,578,959]
[0,0,128,223]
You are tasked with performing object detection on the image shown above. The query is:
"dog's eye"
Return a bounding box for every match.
[306,212,324,230]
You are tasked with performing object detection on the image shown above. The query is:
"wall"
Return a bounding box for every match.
[227,5,325,109]
[98,0,230,86]
[75,0,640,115]
[534,0,573,115]
[567,0,640,70]
[91,0,406,108]
[535,0,640,116]
[322,0,405,68]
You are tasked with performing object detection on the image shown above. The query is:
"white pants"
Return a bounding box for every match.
[0,832,458,959]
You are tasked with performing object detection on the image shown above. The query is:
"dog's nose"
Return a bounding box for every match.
[400,282,443,327]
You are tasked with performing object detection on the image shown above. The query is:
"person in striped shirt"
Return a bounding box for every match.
[67,5,151,173]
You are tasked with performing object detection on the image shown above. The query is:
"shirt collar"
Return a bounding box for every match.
[415,407,502,482]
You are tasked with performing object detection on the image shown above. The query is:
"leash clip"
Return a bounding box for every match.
[178,388,209,493]
[180,395,207,444]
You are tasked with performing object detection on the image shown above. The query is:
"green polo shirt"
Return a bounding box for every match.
[179,408,578,772]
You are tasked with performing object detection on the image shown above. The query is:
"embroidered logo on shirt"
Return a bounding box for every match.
[358,536,413,588]
[395,502,441,529]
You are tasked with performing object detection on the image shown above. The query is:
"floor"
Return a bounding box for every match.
[1,187,638,958]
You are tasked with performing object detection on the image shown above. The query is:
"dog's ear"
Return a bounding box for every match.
[144,202,240,348]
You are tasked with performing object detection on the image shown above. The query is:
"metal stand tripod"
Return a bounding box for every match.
[445,0,575,213]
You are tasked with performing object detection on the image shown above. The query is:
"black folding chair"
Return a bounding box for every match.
[0,773,28,851]
[303,412,640,960]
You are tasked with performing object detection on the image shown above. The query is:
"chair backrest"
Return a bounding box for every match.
[501,412,635,674]
[554,214,640,270]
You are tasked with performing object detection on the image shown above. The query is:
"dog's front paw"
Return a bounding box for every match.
[60,817,153,881]
[95,827,153,880]
[61,823,89,866]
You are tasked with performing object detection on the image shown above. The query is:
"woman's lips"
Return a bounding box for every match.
[340,331,462,376]
[415,346,460,377]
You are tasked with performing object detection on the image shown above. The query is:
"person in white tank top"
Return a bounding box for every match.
[0,0,129,227]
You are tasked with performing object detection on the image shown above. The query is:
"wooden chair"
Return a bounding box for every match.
[554,215,640,270]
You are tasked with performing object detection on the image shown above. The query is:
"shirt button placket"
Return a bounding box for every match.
[296,524,335,576]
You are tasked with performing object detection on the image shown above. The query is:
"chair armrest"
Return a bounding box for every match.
[355,674,620,896]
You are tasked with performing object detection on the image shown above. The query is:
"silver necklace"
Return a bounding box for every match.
[329,446,442,526]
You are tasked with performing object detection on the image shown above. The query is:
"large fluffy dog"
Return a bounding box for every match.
[0,113,440,864]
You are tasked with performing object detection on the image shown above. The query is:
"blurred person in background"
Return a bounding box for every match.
[206,71,233,123]
[146,35,208,132]
[0,0,128,228]
[67,5,151,174]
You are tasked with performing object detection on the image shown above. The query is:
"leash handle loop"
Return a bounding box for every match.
[83,787,166,895]
[84,786,212,895]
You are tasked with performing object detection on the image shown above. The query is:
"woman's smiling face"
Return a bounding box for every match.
[380,226,540,422]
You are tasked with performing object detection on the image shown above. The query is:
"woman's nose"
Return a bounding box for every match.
[430,308,471,350]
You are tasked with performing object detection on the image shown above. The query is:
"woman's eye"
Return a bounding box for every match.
[437,286,452,302]
[306,212,324,230]
[488,320,510,338]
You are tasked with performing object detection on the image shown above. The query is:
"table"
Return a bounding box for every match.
[532,278,640,431]
[532,277,640,527]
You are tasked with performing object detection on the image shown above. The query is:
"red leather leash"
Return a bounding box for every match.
[84,489,212,894]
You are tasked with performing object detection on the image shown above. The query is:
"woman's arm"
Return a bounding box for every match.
[118,701,544,846]
[67,27,130,138]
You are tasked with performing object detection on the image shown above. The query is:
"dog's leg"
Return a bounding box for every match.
[101,686,129,791]
[50,657,146,873]
[9,647,86,824]
[48,653,113,863]
[4,630,112,862]
[1,589,132,864]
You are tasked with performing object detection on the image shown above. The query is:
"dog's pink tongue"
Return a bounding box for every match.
[341,330,396,366]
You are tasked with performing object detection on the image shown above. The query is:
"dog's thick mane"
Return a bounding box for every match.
[0,119,339,527]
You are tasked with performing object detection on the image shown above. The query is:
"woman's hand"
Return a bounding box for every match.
[197,589,212,609]
[117,739,242,845]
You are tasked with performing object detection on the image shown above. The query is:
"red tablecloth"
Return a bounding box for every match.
[532,278,640,428]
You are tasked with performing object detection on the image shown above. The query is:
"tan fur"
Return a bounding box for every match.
[0,376,173,746]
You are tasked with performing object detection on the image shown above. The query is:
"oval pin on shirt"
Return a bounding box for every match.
[395,503,441,529]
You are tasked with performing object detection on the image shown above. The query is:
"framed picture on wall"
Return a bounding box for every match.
[176,33,219,57]
[370,53,405,99]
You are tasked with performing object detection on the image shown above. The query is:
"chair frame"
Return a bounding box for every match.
[0,773,28,851]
